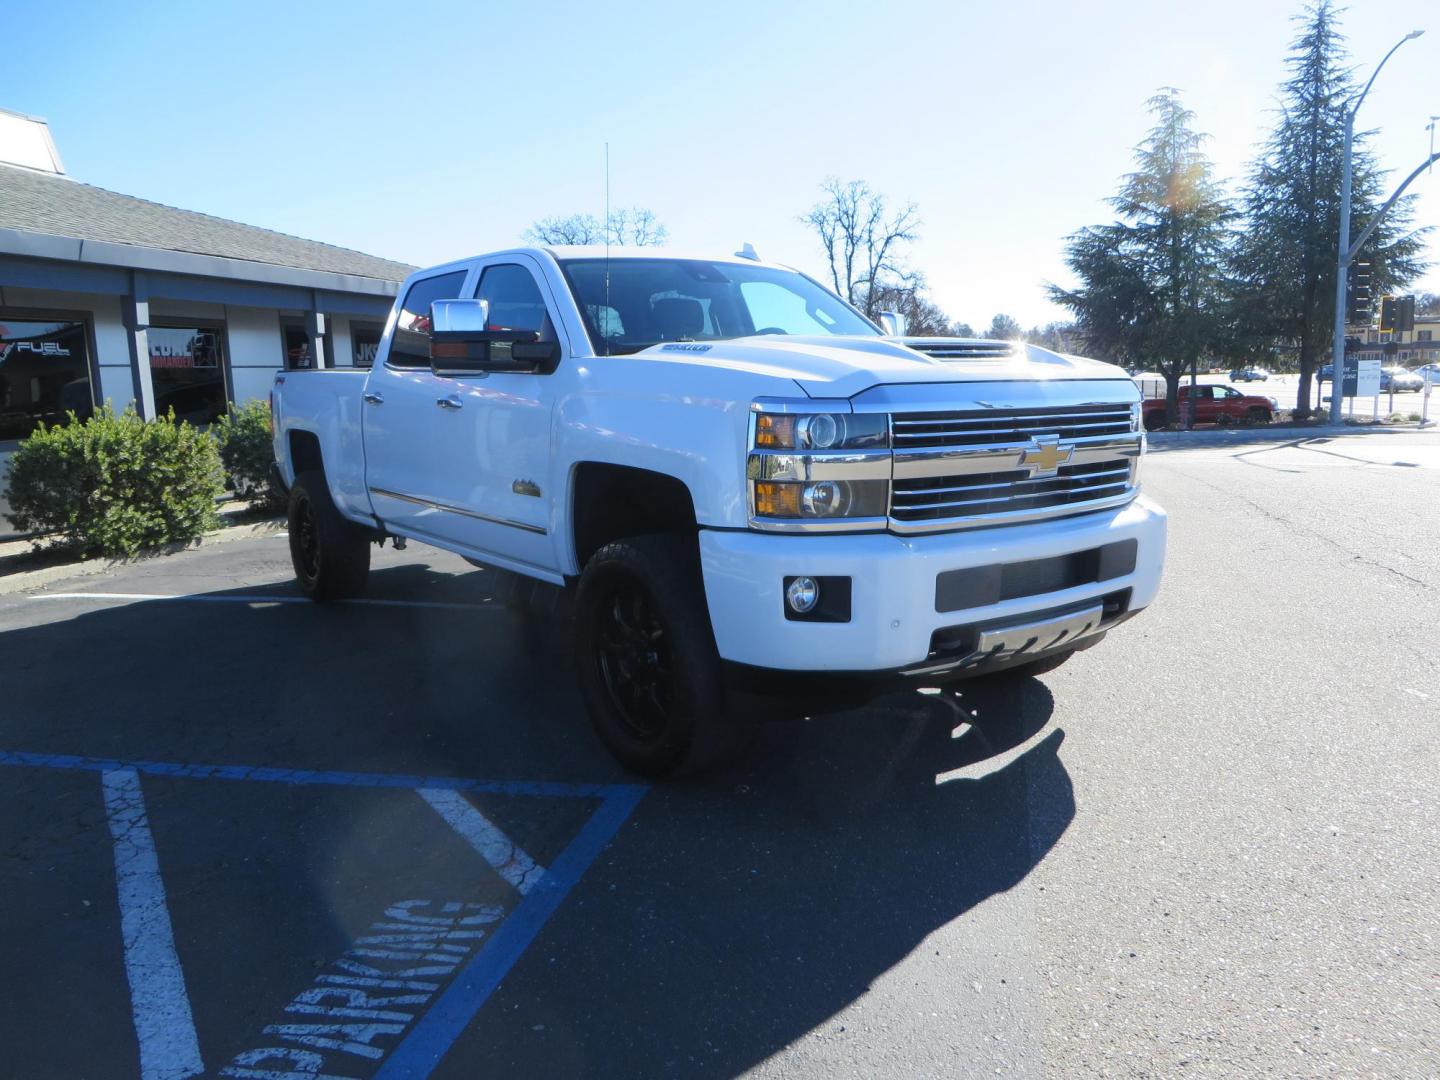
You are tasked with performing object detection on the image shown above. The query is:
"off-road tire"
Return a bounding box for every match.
[288,470,371,602]
[574,534,751,778]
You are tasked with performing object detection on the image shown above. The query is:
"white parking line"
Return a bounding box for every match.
[29,592,497,612]
[418,788,547,895]
[102,768,205,1080]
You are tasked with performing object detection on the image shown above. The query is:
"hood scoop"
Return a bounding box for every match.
[899,337,1016,361]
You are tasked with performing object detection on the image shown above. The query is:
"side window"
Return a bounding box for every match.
[475,264,554,339]
[389,270,468,368]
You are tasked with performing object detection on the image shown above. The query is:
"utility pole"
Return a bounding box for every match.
[1331,30,1426,425]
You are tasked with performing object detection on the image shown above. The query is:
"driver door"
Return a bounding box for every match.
[422,256,568,576]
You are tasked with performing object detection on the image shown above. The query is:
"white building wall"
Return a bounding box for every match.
[330,315,353,369]
[225,306,282,405]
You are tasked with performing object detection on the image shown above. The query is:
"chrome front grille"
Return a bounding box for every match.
[886,401,1142,531]
[892,459,1135,523]
[892,403,1135,449]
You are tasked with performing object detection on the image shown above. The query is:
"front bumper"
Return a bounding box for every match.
[698,495,1167,672]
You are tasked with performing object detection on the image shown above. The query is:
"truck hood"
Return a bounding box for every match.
[634,335,1127,399]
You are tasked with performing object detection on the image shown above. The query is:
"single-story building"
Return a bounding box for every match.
[0,107,414,531]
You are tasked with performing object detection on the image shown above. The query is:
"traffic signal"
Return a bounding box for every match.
[1380,295,1397,332]
[1397,294,1416,333]
[1346,260,1372,323]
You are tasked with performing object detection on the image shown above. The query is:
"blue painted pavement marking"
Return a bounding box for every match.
[375,783,647,1078]
[9,749,646,1078]
[0,748,639,800]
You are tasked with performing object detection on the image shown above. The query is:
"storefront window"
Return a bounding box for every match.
[149,325,227,425]
[280,319,314,370]
[351,324,382,368]
[0,316,93,440]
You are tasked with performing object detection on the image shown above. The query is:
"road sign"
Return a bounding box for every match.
[1339,356,1381,397]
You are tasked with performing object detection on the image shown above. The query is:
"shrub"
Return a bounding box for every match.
[214,398,283,510]
[3,405,224,557]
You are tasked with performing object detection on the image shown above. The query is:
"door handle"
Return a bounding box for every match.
[362,391,384,405]
[436,396,464,410]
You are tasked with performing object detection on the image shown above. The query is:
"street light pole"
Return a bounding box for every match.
[1331,30,1424,425]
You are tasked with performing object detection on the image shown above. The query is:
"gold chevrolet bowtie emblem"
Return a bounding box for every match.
[1018,435,1074,477]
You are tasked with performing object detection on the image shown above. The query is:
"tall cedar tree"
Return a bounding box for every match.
[1050,89,1234,423]
[1230,1,1426,416]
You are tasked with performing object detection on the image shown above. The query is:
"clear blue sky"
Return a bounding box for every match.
[6,0,1438,328]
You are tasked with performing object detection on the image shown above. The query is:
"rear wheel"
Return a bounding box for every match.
[574,534,751,778]
[288,470,371,602]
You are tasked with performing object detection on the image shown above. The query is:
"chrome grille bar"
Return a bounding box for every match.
[885,399,1142,531]
[892,464,1134,503]
[892,405,1134,449]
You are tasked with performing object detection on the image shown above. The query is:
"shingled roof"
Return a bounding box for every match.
[0,163,415,282]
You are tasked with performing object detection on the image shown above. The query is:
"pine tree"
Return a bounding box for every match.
[1230,1,1426,416]
[1050,89,1234,423]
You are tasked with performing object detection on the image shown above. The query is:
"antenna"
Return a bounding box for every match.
[604,142,611,357]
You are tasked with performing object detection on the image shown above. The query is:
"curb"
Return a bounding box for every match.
[0,518,285,596]
[1146,423,1435,451]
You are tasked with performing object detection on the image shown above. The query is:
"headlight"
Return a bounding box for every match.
[749,407,890,529]
[753,412,887,450]
[753,479,889,519]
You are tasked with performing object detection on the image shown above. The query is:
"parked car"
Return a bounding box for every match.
[1380,366,1424,393]
[1417,363,1440,383]
[1229,367,1269,382]
[270,246,1167,777]
[1141,384,1277,431]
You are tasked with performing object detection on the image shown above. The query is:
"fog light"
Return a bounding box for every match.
[785,576,820,614]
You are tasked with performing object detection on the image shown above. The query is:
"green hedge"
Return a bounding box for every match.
[3,405,225,557]
[214,399,284,510]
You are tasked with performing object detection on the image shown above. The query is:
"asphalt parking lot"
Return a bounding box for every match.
[2,430,1438,1079]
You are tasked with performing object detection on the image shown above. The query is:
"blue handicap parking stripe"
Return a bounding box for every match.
[375,784,646,1078]
[0,748,643,801]
[4,748,647,1078]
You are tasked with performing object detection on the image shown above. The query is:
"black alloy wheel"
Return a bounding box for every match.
[287,470,371,602]
[593,582,675,740]
[293,491,322,585]
[573,534,752,778]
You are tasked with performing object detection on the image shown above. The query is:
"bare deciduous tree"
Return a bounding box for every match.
[801,178,919,318]
[524,207,668,247]
[868,280,962,337]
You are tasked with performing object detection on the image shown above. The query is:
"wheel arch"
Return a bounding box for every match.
[569,462,699,572]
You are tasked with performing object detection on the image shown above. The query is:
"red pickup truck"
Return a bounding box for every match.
[1141,384,1277,431]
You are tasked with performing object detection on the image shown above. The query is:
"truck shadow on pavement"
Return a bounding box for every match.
[500,678,1070,1077]
[0,567,1071,1077]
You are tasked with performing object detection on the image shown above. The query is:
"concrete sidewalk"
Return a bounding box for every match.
[1145,421,1436,452]
[0,506,284,594]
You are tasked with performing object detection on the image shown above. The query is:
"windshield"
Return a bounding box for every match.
[558,258,879,355]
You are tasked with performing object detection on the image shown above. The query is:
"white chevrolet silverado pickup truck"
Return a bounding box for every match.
[271,246,1166,776]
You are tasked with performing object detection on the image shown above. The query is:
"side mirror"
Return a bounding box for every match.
[878,310,907,337]
[428,299,560,376]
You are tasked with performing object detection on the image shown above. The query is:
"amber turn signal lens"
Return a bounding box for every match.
[754,413,796,449]
[753,482,802,517]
